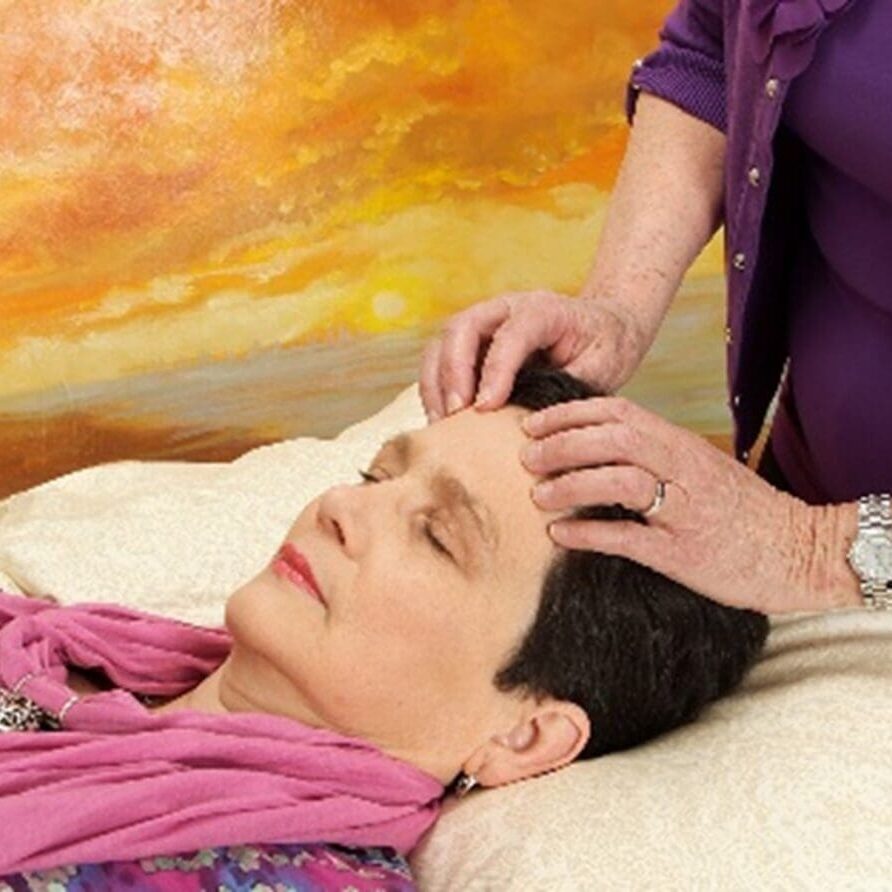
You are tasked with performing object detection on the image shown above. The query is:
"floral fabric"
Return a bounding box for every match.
[0,844,416,892]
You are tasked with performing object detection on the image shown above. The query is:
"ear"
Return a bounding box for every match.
[465,699,590,789]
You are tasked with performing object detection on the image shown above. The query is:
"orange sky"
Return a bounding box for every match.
[0,1,708,401]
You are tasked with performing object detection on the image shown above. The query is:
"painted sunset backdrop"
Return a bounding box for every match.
[0,0,726,497]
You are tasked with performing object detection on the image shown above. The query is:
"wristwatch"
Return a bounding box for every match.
[846,494,892,610]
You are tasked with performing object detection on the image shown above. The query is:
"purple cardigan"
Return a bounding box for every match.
[627,0,891,503]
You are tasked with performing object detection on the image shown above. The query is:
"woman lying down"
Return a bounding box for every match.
[0,365,768,881]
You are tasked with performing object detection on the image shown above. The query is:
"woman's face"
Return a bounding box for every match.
[224,405,566,782]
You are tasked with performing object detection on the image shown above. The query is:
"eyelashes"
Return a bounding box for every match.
[356,469,452,559]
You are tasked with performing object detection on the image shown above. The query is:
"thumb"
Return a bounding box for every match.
[476,316,557,408]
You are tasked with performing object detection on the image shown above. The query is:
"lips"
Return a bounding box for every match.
[272,543,326,606]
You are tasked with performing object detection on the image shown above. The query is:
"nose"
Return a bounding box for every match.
[316,485,356,555]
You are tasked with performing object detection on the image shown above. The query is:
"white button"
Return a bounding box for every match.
[633,58,644,70]
[748,166,761,187]
[732,252,747,271]
[742,450,751,462]
[724,326,733,345]
[733,394,741,408]
[765,78,780,99]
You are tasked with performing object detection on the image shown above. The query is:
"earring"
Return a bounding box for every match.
[454,772,479,798]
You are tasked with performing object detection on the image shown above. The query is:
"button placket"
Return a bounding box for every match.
[729,68,792,473]
[630,57,644,92]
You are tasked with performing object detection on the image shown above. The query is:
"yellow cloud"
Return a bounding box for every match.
[0,181,722,398]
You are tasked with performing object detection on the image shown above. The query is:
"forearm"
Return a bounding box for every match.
[580,92,726,348]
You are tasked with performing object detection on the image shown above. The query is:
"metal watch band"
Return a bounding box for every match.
[856,494,892,610]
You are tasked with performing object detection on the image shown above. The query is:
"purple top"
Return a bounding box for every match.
[628,0,892,504]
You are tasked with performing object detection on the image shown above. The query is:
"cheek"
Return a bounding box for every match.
[347,563,469,654]
[326,568,487,703]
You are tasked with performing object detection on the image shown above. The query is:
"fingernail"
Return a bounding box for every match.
[428,409,441,423]
[523,413,543,434]
[475,387,492,407]
[523,442,542,465]
[548,521,566,541]
[532,482,552,504]
[446,392,463,415]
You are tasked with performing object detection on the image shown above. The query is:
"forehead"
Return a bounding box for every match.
[378,407,559,573]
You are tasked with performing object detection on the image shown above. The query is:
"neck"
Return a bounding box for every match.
[150,665,228,715]
[151,654,308,718]
[149,657,452,785]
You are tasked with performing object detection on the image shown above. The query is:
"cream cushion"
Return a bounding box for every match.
[1,384,890,889]
[0,384,424,624]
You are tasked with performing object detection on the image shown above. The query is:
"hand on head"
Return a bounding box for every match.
[422,292,824,616]
[419,290,648,421]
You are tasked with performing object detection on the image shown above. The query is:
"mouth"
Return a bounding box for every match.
[272,543,327,606]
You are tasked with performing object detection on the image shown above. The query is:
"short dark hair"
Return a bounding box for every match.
[496,362,769,759]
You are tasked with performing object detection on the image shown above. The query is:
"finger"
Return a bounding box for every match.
[532,465,665,516]
[437,298,512,414]
[548,516,673,570]
[522,422,668,482]
[419,338,446,421]
[475,294,568,409]
[523,395,645,438]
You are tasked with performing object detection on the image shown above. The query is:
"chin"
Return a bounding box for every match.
[224,571,277,635]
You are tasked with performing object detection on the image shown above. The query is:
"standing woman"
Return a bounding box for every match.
[420,1,892,614]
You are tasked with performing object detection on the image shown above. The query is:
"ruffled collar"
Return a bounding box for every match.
[747,0,858,79]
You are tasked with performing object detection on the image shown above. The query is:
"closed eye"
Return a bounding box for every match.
[356,468,453,560]
[423,523,451,558]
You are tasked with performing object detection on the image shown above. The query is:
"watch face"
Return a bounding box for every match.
[851,537,892,580]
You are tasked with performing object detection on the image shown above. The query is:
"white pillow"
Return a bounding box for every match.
[2,383,890,889]
[0,384,424,626]
[412,607,892,889]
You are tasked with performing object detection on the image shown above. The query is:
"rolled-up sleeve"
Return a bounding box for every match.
[627,0,727,133]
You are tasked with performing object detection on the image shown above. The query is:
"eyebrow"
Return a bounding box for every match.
[374,432,499,556]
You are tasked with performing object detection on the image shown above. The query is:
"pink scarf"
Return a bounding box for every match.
[0,592,442,874]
